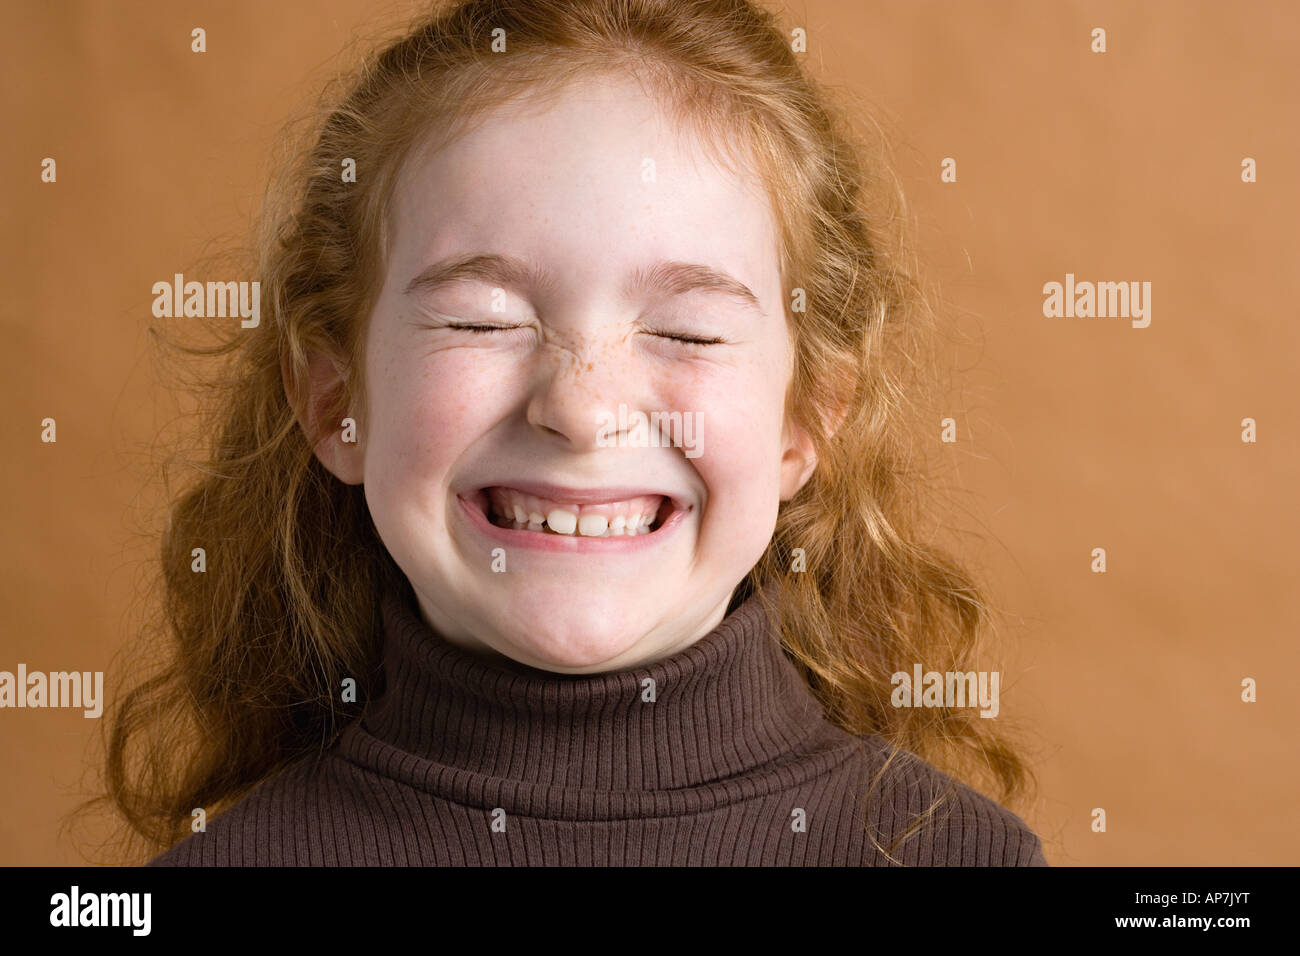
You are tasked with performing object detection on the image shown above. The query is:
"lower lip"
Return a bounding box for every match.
[455,493,691,553]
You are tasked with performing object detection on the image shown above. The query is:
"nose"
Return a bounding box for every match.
[525,330,643,452]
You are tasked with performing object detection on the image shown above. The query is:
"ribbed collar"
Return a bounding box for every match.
[347,578,840,796]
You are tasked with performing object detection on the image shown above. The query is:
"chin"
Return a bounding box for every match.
[495,615,648,673]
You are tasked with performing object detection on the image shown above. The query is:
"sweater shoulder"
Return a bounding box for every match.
[145,751,351,867]
[851,733,1048,866]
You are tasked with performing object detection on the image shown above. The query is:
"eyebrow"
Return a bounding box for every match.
[403,253,765,316]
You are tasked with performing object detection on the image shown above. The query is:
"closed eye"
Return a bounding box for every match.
[643,327,726,346]
[447,323,525,334]
[438,323,724,346]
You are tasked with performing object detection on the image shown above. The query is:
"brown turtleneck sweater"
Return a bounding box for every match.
[148,582,1047,866]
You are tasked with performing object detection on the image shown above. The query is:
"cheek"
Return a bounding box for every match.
[672,365,787,505]
[367,349,505,485]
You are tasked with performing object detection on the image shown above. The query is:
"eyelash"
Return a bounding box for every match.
[445,324,725,346]
[447,323,522,334]
[642,327,725,347]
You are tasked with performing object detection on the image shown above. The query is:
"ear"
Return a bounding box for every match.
[778,413,819,501]
[283,346,365,485]
[778,390,851,500]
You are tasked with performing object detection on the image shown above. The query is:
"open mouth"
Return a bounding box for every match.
[470,486,678,538]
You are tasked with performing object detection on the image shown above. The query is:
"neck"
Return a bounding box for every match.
[361,578,830,791]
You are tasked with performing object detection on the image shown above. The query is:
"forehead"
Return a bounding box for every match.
[385,74,781,300]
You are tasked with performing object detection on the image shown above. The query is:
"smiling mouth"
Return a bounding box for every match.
[471,487,677,537]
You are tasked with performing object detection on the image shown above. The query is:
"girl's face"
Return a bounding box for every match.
[323,74,817,672]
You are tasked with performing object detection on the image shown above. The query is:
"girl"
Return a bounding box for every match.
[96,0,1046,866]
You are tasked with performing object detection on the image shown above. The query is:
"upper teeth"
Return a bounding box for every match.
[486,488,664,537]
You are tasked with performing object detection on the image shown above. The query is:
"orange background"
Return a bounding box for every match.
[2,0,1296,865]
